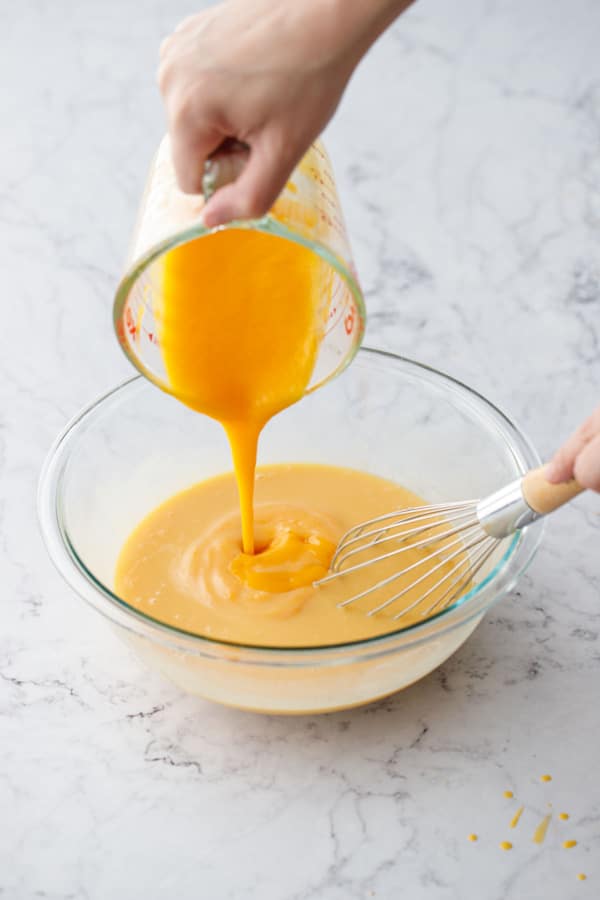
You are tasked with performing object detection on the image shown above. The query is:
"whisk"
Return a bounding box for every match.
[315,466,583,621]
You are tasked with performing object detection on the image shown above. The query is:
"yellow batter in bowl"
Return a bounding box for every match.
[115,463,463,647]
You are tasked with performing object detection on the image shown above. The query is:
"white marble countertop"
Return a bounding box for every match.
[2,0,599,897]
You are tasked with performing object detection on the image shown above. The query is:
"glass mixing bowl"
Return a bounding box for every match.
[38,349,543,714]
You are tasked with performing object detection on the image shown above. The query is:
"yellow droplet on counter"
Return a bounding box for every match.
[559,813,570,821]
[533,812,552,844]
[468,834,478,842]
[577,873,587,881]
[510,805,525,829]
[500,841,513,851]
[563,840,577,849]
[540,774,552,782]
[503,790,514,799]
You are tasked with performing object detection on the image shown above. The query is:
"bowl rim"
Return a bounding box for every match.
[37,348,544,659]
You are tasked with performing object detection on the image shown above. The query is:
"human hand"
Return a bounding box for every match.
[546,405,600,492]
[158,0,412,226]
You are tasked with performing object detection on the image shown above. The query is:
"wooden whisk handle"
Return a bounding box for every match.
[522,465,584,515]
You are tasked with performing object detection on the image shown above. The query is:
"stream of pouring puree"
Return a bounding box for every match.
[157,228,325,556]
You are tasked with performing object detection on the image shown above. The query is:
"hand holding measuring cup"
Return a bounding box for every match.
[157,0,414,225]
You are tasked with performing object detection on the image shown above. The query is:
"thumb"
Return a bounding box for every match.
[202,134,296,227]
[573,432,600,492]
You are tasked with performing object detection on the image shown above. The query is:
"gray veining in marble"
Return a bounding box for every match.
[1,0,599,897]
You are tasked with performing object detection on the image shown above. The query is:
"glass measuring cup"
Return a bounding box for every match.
[113,136,365,400]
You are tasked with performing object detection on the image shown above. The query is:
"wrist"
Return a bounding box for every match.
[322,0,414,64]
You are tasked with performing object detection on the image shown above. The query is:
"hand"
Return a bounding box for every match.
[546,405,600,492]
[158,0,411,226]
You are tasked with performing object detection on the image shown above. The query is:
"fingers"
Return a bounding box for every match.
[546,406,600,489]
[159,35,172,61]
[160,13,197,59]
[173,14,197,34]
[158,17,226,193]
[170,119,223,193]
[573,432,600,492]
[162,73,224,192]
[202,133,297,226]
[546,437,586,484]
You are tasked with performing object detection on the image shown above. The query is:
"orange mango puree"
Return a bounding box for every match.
[158,228,325,558]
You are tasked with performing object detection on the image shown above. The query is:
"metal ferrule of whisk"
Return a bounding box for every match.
[475,478,541,539]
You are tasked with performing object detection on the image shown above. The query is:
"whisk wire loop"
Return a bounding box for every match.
[319,467,581,622]
[334,523,485,610]
[331,501,478,567]
[331,507,477,571]
[363,530,489,617]
[318,516,480,586]
[414,538,497,621]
